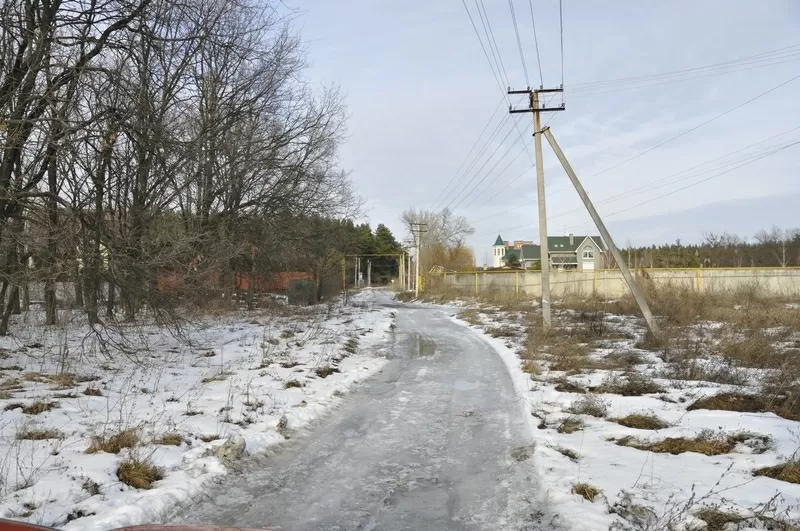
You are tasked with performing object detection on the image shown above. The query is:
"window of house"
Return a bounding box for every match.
[582,246,594,259]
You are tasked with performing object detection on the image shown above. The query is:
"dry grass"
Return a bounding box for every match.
[593,373,664,396]
[520,359,540,376]
[613,413,670,430]
[117,458,164,489]
[457,309,481,326]
[695,508,744,531]
[617,433,735,456]
[17,427,63,440]
[557,416,585,434]
[753,461,800,484]
[20,400,58,415]
[314,365,339,378]
[567,395,608,418]
[552,445,579,461]
[82,387,103,396]
[714,328,782,368]
[284,379,303,389]
[343,337,359,354]
[572,482,601,502]
[198,433,220,442]
[485,325,519,338]
[687,391,800,422]
[662,359,749,386]
[155,432,183,446]
[201,371,230,384]
[86,428,140,454]
[553,378,587,394]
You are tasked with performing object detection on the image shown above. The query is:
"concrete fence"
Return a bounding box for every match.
[442,268,800,298]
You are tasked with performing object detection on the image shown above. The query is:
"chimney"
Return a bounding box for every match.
[569,233,574,246]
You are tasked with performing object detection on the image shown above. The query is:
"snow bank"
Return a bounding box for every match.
[0,295,395,529]
[451,308,800,530]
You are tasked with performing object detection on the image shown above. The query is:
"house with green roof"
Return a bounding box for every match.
[491,234,606,270]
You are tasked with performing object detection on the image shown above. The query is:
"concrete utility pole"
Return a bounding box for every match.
[542,127,660,337]
[367,259,372,287]
[411,223,428,298]
[508,87,565,330]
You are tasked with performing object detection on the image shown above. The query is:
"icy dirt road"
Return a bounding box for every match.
[171,299,541,530]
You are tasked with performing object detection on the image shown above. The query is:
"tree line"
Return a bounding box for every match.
[0,0,363,335]
[620,226,800,269]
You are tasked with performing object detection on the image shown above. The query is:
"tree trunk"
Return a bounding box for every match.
[45,140,59,324]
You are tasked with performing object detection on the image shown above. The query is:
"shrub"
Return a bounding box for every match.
[284,379,303,389]
[594,373,664,396]
[21,400,58,415]
[155,432,183,446]
[314,365,339,378]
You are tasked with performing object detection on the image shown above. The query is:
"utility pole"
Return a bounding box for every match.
[542,127,660,337]
[411,223,428,298]
[508,87,565,330]
[367,259,372,287]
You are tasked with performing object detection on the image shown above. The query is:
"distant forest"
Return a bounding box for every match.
[618,226,800,268]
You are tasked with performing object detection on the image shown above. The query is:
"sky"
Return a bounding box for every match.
[291,0,800,265]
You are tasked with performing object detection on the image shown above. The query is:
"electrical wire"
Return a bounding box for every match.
[441,122,518,212]
[527,0,544,88]
[460,0,507,99]
[476,0,511,89]
[569,44,800,91]
[461,140,529,210]
[565,140,800,229]
[559,0,564,89]
[589,72,800,179]
[431,98,505,207]
[433,113,512,212]
[507,0,530,87]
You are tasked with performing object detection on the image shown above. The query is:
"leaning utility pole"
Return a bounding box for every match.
[508,87,565,329]
[542,127,660,337]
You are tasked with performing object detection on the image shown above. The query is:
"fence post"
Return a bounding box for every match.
[696,268,704,292]
[515,271,519,296]
[475,272,479,296]
[593,269,598,296]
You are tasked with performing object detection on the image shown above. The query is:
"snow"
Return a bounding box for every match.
[450,305,800,530]
[0,289,395,530]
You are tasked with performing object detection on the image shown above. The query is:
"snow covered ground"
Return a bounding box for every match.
[0,289,395,530]
[450,301,800,530]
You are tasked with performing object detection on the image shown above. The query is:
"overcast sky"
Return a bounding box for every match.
[293,1,800,264]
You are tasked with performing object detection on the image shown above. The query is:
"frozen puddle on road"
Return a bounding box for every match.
[170,304,548,531]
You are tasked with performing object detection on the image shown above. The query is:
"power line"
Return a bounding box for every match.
[461,140,529,209]
[569,44,800,91]
[527,0,544,87]
[565,140,800,229]
[559,0,564,89]
[589,72,800,179]
[433,113,512,212]
[441,121,518,212]
[460,0,507,98]
[476,0,511,89]
[457,0,539,209]
[431,98,505,207]
[479,126,800,235]
[507,0,530,87]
